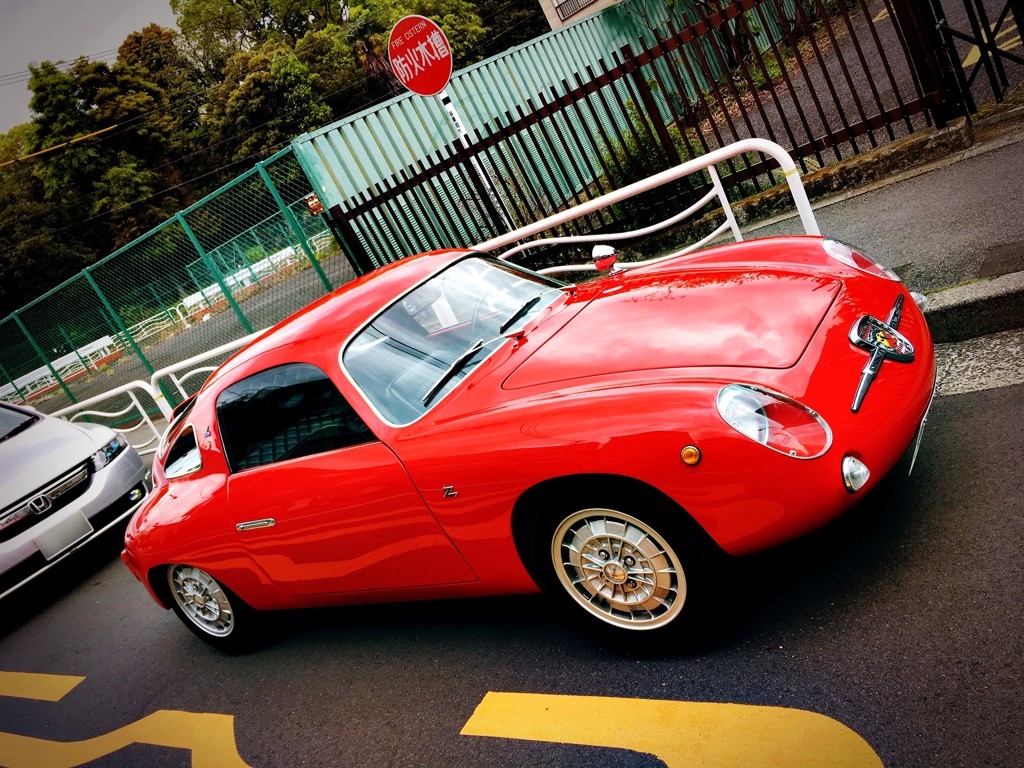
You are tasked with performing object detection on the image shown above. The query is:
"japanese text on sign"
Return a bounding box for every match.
[387,15,453,96]
[391,31,450,84]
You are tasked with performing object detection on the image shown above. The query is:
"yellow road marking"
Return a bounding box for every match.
[0,710,251,768]
[462,692,883,767]
[873,9,889,23]
[962,24,1020,67]
[0,672,84,702]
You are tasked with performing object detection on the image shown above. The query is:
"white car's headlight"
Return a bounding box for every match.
[717,385,832,459]
[90,434,128,471]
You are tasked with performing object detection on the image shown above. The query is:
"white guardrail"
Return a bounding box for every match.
[51,331,267,456]
[475,137,820,268]
[44,140,818,453]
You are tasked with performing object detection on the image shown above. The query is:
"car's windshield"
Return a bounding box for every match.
[342,257,564,425]
[0,405,39,443]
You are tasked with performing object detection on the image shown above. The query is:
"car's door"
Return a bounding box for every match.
[218,362,476,597]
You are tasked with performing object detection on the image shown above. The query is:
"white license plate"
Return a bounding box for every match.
[35,511,94,560]
[908,390,935,475]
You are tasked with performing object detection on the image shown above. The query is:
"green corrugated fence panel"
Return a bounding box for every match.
[292,2,682,213]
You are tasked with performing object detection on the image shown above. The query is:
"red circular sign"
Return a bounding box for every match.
[388,15,453,97]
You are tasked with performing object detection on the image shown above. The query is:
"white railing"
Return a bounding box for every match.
[42,141,815,452]
[51,330,267,455]
[474,138,820,271]
[57,382,165,456]
[0,336,125,405]
[147,331,268,416]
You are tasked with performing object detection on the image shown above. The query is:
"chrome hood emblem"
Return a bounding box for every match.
[849,295,914,413]
[29,495,53,514]
[850,315,914,361]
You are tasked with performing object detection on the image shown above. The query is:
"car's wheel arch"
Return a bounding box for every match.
[147,566,176,609]
[510,473,725,577]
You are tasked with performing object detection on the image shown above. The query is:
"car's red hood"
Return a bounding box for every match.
[504,268,841,389]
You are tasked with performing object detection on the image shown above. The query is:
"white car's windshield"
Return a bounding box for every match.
[0,405,38,443]
[343,257,564,425]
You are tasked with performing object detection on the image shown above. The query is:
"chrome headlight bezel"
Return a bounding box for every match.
[716,384,832,460]
[822,239,900,281]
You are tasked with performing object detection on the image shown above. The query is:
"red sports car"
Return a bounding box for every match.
[122,237,934,650]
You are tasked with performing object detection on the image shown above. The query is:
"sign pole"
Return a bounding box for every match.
[439,89,513,230]
[388,15,514,233]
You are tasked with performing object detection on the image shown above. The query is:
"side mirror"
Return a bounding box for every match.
[591,244,618,272]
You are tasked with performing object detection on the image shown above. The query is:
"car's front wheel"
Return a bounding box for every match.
[166,564,256,652]
[539,495,720,642]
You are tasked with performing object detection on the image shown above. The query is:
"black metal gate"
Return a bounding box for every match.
[927,0,1024,110]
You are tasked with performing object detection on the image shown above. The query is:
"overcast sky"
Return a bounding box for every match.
[0,0,178,134]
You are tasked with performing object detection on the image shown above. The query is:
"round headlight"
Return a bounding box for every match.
[717,386,770,445]
[823,239,900,281]
[717,385,832,459]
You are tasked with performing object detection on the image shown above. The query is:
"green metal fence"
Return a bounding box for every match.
[0,0,924,420]
[1,0,694,419]
[0,147,351,416]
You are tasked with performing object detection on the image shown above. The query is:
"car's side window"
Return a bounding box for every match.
[216,363,376,472]
[164,428,202,479]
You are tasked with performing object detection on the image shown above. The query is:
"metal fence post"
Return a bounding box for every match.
[890,0,969,122]
[10,312,77,404]
[82,268,156,376]
[175,213,255,335]
[0,360,29,403]
[256,161,333,293]
[58,326,91,372]
[325,206,377,276]
[149,285,177,327]
[619,43,682,167]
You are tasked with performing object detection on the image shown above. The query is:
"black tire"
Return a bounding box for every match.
[165,564,259,653]
[525,487,722,644]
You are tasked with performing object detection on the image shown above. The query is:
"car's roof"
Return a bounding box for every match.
[206,249,472,390]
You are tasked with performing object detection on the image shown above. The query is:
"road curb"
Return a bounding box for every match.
[924,271,1024,344]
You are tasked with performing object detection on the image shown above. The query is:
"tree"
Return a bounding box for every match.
[472,0,550,59]
[0,157,94,318]
[204,42,332,163]
[25,60,107,207]
[170,0,352,80]
[294,24,370,119]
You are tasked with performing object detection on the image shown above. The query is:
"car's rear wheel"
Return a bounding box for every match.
[536,493,720,642]
[166,564,255,652]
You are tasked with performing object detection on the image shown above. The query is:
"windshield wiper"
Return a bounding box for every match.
[498,287,563,334]
[420,289,563,408]
[0,416,38,444]
[420,338,488,406]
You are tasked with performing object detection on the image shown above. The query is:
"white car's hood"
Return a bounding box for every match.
[0,418,103,505]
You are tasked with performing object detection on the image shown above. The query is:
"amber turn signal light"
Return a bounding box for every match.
[680,445,702,466]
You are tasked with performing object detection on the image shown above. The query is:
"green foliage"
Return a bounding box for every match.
[1,0,547,314]
[597,97,709,224]
[204,42,333,163]
[0,165,95,317]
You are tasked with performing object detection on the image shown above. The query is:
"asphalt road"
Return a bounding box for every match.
[1,380,1021,767]
[748,137,1024,292]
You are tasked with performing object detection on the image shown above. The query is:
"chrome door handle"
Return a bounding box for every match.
[236,518,276,531]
